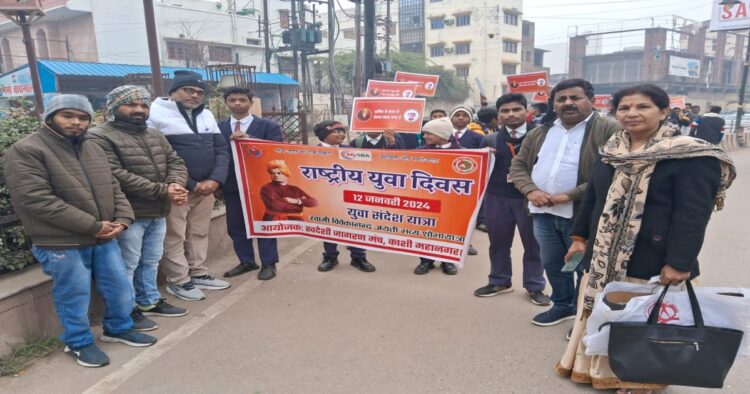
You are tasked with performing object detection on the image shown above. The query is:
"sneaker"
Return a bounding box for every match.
[531,307,576,327]
[476,223,488,232]
[474,284,513,297]
[167,282,206,301]
[130,308,158,331]
[528,291,552,306]
[139,299,188,317]
[64,343,110,368]
[100,330,157,347]
[467,245,478,256]
[191,275,231,290]
[351,258,376,272]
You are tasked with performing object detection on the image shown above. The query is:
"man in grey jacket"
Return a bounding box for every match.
[90,85,191,332]
[4,95,156,368]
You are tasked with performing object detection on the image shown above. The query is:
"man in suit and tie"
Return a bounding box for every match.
[218,87,283,281]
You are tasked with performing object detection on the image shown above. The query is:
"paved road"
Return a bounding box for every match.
[1,150,749,394]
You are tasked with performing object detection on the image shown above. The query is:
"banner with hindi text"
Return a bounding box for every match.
[232,140,492,265]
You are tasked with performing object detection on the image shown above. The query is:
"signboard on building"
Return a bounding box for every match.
[710,0,750,31]
[668,56,700,78]
[0,67,34,98]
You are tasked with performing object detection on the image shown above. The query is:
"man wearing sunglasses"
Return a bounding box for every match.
[147,70,230,301]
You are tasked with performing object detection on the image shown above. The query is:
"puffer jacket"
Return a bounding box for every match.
[3,125,134,247]
[89,120,188,218]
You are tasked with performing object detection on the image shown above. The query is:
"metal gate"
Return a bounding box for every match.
[262,112,308,144]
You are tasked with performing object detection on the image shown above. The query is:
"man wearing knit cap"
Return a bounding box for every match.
[413,117,462,275]
[147,70,231,301]
[4,94,157,368]
[448,105,484,255]
[313,120,377,273]
[90,85,190,331]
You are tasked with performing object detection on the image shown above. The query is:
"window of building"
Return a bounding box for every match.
[504,13,518,26]
[208,46,232,62]
[279,9,290,30]
[503,40,518,53]
[430,18,444,29]
[456,14,470,27]
[524,50,531,62]
[455,42,471,54]
[36,29,50,59]
[455,65,469,77]
[246,38,261,46]
[342,28,356,39]
[722,62,733,84]
[430,45,445,57]
[522,22,532,36]
[167,41,188,60]
[534,51,544,67]
[502,63,517,75]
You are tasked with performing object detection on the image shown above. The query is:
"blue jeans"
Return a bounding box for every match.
[532,214,583,314]
[32,241,134,349]
[117,218,166,306]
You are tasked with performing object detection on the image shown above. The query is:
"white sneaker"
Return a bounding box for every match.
[166,282,206,301]
[191,275,231,290]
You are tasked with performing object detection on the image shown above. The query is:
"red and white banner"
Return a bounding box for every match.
[394,71,440,97]
[506,71,549,94]
[365,81,420,98]
[531,90,549,103]
[349,97,426,133]
[669,96,687,109]
[593,94,613,110]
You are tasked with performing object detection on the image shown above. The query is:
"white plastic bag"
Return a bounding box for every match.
[583,281,750,358]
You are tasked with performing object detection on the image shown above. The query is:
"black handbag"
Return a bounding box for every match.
[607,280,744,388]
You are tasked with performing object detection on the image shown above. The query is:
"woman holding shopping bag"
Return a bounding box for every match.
[555,84,736,393]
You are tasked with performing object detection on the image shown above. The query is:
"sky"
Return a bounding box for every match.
[524,0,715,73]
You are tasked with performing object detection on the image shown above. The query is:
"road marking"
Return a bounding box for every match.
[82,239,318,394]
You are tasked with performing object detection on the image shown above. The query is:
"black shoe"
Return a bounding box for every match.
[467,245,478,256]
[414,261,435,275]
[351,258,375,272]
[441,262,458,275]
[476,223,488,232]
[318,258,338,272]
[474,284,513,297]
[139,299,188,317]
[130,309,158,331]
[258,264,276,280]
[223,262,260,278]
[528,291,552,306]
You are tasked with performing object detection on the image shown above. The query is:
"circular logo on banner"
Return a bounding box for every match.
[369,88,380,96]
[403,109,420,122]
[645,301,680,324]
[247,146,263,158]
[452,157,478,174]
[402,90,414,98]
[510,81,519,89]
[424,81,435,91]
[357,108,373,122]
[536,78,547,87]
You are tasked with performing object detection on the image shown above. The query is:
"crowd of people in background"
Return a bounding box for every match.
[2,72,736,394]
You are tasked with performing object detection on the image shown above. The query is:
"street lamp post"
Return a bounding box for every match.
[720,0,750,146]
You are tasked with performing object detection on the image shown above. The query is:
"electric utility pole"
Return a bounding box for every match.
[363,0,375,86]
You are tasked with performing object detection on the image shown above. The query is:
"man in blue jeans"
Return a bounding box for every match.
[509,79,619,327]
[4,95,156,368]
[90,85,191,331]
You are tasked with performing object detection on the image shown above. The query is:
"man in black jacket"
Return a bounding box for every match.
[474,94,549,306]
[218,86,284,281]
[147,71,231,301]
[690,105,725,144]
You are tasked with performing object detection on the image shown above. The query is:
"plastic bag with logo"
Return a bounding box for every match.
[583,281,750,358]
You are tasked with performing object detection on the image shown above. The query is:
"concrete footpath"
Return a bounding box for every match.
[1,151,749,394]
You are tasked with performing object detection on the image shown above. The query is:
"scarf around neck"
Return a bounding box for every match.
[582,126,736,313]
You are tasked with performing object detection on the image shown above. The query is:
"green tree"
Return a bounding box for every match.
[0,104,40,274]
[317,50,471,105]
